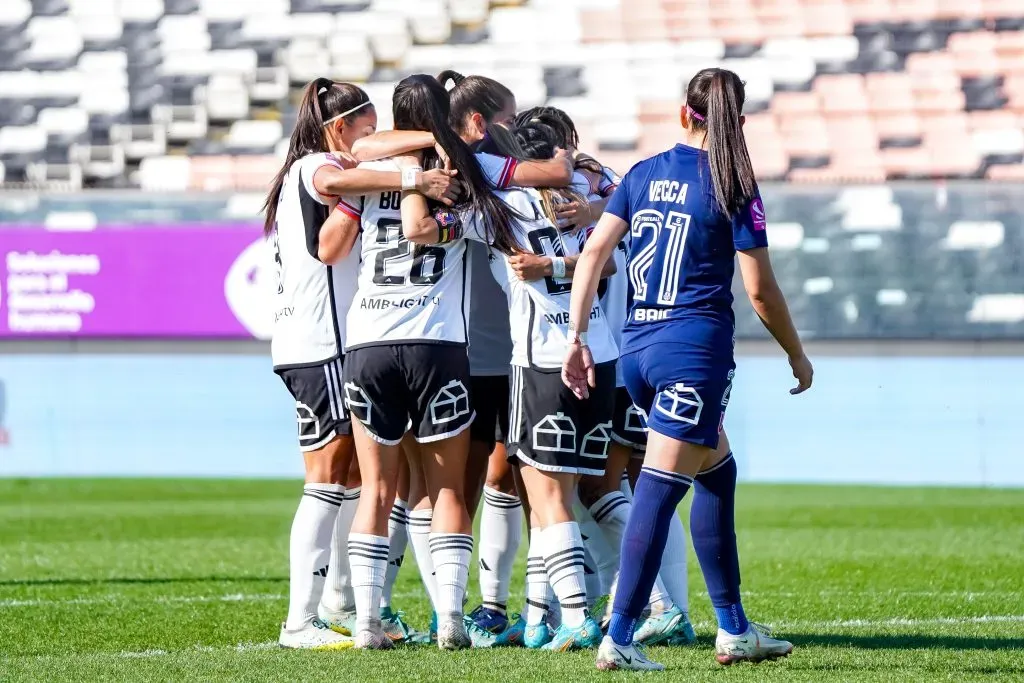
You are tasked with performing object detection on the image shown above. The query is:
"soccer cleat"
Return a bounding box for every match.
[542,616,603,652]
[495,613,526,646]
[353,623,395,650]
[278,619,355,650]
[523,621,553,649]
[380,607,423,644]
[468,605,509,634]
[436,617,472,650]
[666,613,698,646]
[633,605,693,646]
[465,616,498,648]
[317,605,357,636]
[595,635,665,671]
[715,622,793,665]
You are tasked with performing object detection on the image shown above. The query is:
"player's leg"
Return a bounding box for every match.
[408,344,476,650]
[464,376,497,517]
[277,361,354,650]
[403,437,439,642]
[319,457,360,634]
[379,456,419,642]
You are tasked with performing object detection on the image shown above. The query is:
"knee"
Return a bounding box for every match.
[485,470,517,496]
[576,475,610,508]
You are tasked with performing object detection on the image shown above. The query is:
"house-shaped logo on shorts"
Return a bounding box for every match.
[581,421,613,459]
[429,379,471,425]
[532,412,576,453]
[296,402,320,441]
[624,404,648,434]
[344,383,373,426]
[654,383,703,425]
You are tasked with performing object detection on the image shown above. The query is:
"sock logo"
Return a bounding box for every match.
[429,379,471,425]
[313,565,329,577]
[532,412,576,453]
[654,383,703,425]
[479,558,491,571]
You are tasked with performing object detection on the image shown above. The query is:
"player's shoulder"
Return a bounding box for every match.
[570,171,592,197]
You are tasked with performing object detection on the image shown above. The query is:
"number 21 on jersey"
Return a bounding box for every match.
[627,209,691,305]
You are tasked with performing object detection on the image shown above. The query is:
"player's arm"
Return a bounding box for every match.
[737,248,812,393]
[312,163,457,205]
[317,200,362,264]
[511,149,574,188]
[554,196,609,229]
[508,249,616,282]
[350,130,435,162]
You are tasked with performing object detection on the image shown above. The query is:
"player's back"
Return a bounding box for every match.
[611,144,766,355]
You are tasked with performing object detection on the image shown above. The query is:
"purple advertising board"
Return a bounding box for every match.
[0,225,272,338]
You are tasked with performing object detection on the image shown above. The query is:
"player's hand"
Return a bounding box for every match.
[333,151,359,170]
[788,353,813,394]
[418,168,459,206]
[554,200,590,229]
[509,253,551,281]
[562,342,596,400]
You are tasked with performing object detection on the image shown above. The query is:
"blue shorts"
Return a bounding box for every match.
[620,342,734,449]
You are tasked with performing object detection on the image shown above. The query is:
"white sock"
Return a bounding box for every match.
[587,491,630,594]
[348,532,389,633]
[660,508,690,613]
[478,487,522,614]
[524,529,549,626]
[575,502,615,601]
[406,508,438,610]
[619,471,633,501]
[541,521,588,629]
[321,486,359,613]
[286,483,343,630]
[381,498,409,610]
[428,532,473,622]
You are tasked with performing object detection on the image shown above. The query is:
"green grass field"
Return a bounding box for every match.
[1,480,1022,682]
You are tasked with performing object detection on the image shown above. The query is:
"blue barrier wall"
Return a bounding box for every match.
[0,352,1020,485]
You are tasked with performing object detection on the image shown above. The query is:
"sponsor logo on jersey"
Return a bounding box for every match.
[751,198,766,231]
[358,295,441,310]
[543,305,602,327]
[633,308,670,322]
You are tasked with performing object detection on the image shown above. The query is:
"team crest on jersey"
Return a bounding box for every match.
[580,421,613,459]
[533,412,577,453]
[624,404,648,433]
[343,383,373,426]
[429,380,471,425]
[296,402,320,440]
[654,383,703,425]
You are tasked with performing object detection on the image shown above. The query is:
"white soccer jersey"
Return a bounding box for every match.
[269,152,359,370]
[344,159,472,350]
[466,187,618,371]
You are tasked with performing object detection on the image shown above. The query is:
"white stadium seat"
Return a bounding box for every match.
[0,126,47,155]
[37,107,89,139]
[225,120,283,151]
[138,155,191,191]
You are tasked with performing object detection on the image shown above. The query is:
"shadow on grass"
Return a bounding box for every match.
[790,632,1024,651]
[0,575,287,587]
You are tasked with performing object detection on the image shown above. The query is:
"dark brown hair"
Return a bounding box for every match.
[685,68,757,217]
[437,70,515,135]
[515,106,602,174]
[262,79,371,235]
[393,74,523,256]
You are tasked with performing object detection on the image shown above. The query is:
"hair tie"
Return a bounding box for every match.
[318,87,328,95]
[687,105,705,122]
[322,100,372,126]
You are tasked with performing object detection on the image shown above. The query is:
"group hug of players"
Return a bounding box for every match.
[265,66,813,672]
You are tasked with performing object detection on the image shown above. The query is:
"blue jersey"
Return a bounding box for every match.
[605,144,768,356]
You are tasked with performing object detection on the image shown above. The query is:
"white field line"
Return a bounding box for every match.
[1,588,1017,609]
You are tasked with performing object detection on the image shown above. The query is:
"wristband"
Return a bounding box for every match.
[433,208,464,244]
[401,166,422,191]
[551,256,567,279]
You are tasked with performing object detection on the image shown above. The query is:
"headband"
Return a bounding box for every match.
[687,105,705,122]
[322,100,371,126]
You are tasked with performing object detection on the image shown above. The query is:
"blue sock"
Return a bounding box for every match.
[690,453,748,635]
[608,466,692,646]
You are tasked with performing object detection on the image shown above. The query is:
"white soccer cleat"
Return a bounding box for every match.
[317,604,357,636]
[595,635,665,672]
[436,618,472,650]
[353,623,395,650]
[278,619,354,650]
[715,623,793,665]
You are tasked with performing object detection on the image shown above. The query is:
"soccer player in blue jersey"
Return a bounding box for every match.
[562,67,814,671]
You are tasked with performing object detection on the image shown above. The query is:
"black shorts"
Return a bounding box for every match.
[611,386,648,452]
[470,374,510,447]
[343,343,475,446]
[276,357,351,452]
[506,362,616,476]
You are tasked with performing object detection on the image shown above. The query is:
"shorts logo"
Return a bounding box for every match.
[581,421,613,459]
[654,383,703,425]
[296,402,320,441]
[343,382,373,426]
[429,379,471,425]
[624,404,648,433]
[533,412,576,453]
[721,369,735,408]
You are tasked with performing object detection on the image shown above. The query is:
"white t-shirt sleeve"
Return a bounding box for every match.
[461,209,489,244]
[475,152,519,189]
[298,153,346,204]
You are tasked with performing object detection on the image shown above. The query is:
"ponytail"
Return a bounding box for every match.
[439,70,515,135]
[685,68,757,217]
[263,78,372,235]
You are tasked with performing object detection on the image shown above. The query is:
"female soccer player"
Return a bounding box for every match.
[264,78,455,650]
[402,121,618,652]
[331,74,523,650]
[562,67,814,671]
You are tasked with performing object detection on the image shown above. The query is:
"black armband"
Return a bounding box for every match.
[433,208,464,244]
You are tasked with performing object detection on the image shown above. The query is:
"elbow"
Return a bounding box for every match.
[552,161,573,186]
[403,218,437,245]
[349,140,374,163]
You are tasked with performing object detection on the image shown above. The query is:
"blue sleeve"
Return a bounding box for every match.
[732,193,768,251]
[604,171,631,222]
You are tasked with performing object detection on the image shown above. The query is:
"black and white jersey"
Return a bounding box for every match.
[343,159,472,350]
[467,187,619,371]
[269,152,359,370]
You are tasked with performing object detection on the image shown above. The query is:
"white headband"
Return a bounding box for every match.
[323,100,371,126]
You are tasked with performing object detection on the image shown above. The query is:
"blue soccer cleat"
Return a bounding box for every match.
[542,616,603,652]
[495,613,526,647]
[633,605,696,646]
[524,621,554,649]
[468,605,509,634]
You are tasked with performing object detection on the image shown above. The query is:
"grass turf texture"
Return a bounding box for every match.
[0,480,1022,682]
